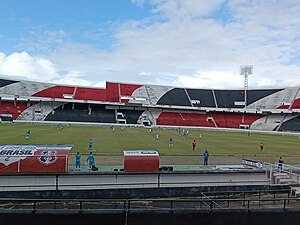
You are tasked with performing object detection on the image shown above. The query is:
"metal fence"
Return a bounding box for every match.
[263,162,300,185]
[0,192,297,213]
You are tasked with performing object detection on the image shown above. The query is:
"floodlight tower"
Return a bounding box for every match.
[240,65,253,108]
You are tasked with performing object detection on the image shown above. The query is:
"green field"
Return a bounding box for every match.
[0,123,299,157]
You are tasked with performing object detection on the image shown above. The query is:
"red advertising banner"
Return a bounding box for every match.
[0,145,73,173]
[124,150,160,172]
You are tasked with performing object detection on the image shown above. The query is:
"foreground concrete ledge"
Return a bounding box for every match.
[0,168,265,176]
[0,185,290,199]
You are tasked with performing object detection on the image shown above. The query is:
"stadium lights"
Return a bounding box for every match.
[240,65,253,108]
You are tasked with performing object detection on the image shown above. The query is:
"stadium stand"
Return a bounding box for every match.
[119,83,141,103]
[118,109,144,124]
[106,82,120,102]
[291,98,300,109]
[33,86,75,99]
[0,101,28,120]
[156,112,264,129]
[74,87,106,101]
[157,88,192,106]
[45,103,116,123]
[157,112,215,127]
[278,115,300,132]
[17,101,62,121]
[247,88,298,110]
[0,79,53,97]
[0,76,299,131]
[0,114,12,122]
[186,89,216,107]
[135,85,173,106]
[247,89,283,106]
[0,78,19,88]
[249,114,295,131]
[214,90,245,108]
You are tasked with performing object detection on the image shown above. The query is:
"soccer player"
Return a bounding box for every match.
[203,149,209,165]
[192,140,196,151]
[89,139,93,150]
[156,133,159,140]
[169,137,173,147]
[25,130,30,140]
[183,131,187,139]
[278,157,284,171]
[259,142,264,151]
[75,152,81,170]
[110,125,115,132]
[87,152,95,169]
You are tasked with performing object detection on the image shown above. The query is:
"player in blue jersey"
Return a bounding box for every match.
[87,152,95,169]
[169,137,173,147]
[75,152,81,170]
[88,139,93,150]
[203,149,209,165]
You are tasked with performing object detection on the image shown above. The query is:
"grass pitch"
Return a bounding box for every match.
[0,123,299,158]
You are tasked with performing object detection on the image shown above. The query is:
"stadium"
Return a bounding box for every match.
[1,76,300,225]
[1,76,300,130]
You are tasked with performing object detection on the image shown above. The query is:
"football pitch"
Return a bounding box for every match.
[0,123,299,159]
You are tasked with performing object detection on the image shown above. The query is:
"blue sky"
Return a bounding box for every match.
[0,0,300,88]
[0,0,152,53]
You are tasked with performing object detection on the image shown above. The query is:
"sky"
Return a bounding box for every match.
[0,0,300,89]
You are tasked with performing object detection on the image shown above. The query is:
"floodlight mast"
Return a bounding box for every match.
[240,65,253,108]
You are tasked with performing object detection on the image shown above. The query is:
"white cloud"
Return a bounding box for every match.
[0,51,59,80]
[94,81,106,88]
[173,71,244,89]
[50,0,300,89]
[2,0,300,89]
[0,51,96,87]
[51,71,93,87]
[150,0,225,20]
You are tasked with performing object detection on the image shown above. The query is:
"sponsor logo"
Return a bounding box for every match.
[124,150,159,156]
[0,145,35,156]
[242,159,263,168]
[38,150,58,165]
[0,145,36,166]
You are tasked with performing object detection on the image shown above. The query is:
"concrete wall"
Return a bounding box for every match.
[0,185,289,199]
[1,209,300,225]
[0,171,269,191]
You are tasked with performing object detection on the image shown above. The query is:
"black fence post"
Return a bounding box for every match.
[56,175,59,191]
[32,200,36,213]
[200,195,203,208]
[79,201,83,213]
[227,193,230,207]
[128,200,131,211]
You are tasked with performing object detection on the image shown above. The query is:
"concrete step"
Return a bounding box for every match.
[278,178,294,184]
[273,172,289,177]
